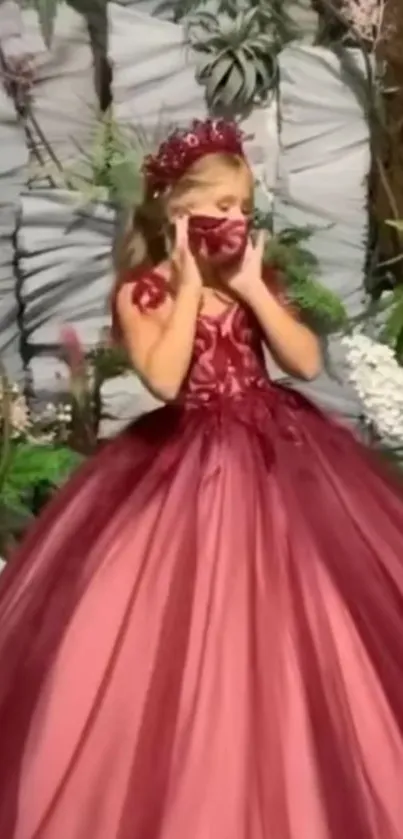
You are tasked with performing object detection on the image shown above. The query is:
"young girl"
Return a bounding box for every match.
[1,118,403,839]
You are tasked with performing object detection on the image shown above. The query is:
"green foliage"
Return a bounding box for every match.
[375,442,403,474]
[378,220,403,360]
[254,210,348,331]
[1,442,83,512]
[157,0,297,34]
[379,286,403,361]
[36,113,176,209]
[60,329,133,453]
[0,441,82,557]
[0,499,34,558]
[185,1,298,114]
[87,343,131,381]
[191,10,278,112]
[39,113,147,208]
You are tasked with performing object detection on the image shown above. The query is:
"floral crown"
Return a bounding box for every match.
[142,118,246,195]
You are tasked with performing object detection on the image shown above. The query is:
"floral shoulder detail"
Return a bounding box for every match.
[131,269,170,313]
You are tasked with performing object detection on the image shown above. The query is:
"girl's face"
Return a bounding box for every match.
[166,162,253,269]
[168,167,253,222]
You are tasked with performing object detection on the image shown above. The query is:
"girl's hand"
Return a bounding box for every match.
[171,217,203,291]
[221,230,266,300]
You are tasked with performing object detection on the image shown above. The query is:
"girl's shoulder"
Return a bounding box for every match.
[119,263,173,313]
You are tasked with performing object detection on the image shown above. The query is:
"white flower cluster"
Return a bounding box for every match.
[2,382,30,438]
[0,380,72,443]
[342,331,403,442]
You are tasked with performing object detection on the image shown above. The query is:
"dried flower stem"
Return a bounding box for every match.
[0,362,13,495]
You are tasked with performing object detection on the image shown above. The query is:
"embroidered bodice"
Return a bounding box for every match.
[130,269,271,409]
[123,268,323,445]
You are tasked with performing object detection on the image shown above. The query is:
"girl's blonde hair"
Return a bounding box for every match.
[110,151,253,339]
[115,152,253,271]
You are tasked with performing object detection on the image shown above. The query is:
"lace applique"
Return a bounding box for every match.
[131,270,169,312]
[127,266,306,445]
[179,306,269,410]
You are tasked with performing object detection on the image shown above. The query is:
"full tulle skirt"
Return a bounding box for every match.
[1,386,403,839]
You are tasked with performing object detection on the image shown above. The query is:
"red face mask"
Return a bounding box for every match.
[188,215,249,269]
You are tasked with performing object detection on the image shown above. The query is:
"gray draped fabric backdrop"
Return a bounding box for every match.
[0,2,369,432]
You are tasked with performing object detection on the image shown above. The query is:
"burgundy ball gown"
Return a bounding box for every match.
[2,268,403,839]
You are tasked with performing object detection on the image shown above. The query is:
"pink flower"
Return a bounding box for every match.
[60,326,85,377]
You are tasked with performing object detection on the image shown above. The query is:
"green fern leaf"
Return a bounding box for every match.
[381,287,403,350]
[264,233,347,331]
[1,444,83,509]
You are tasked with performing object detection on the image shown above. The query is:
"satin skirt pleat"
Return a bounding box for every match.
[1,395,403,838]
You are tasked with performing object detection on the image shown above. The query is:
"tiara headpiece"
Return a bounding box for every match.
[142,118,246,195]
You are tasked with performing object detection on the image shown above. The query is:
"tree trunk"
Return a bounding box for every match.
[373,0,403,269]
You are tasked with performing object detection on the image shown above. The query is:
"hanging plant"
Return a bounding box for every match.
[187,2,297,114]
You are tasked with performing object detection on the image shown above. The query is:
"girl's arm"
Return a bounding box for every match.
[223,233,322,381]
[243,279,322,381]
[116,219,202,402]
